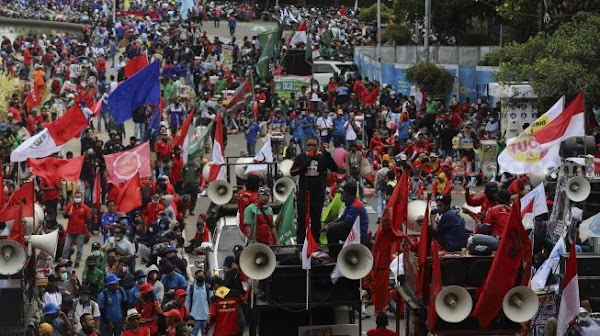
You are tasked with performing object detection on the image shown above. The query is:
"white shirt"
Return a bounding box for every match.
[344,120,358,141]
[316,116,332,136]
[43,291,62,306]
[74,299,101,332]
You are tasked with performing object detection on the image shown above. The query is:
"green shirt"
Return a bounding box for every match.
[182,163,201,184]
[82,266,105,292]
[244,203,274,243]
[215,79,227,93]
[426,100,439,115]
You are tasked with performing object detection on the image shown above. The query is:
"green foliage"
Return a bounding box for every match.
[393,0,423,23]
[406,62,454,97]
[381,24,412,45]
[485,13,600,106]
[358,3,393,24]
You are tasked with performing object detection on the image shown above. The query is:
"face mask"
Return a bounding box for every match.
[137,279,145,285]
[152,199,159,204]
[81,325,94,335]
[142,293,153,300]
[148,273,158,281]
[74,197,82,203]
[92,250,101,257]
[187,326,193,333]
[115,236,123,242]
[196,277,204,283]
[60,273,68,282]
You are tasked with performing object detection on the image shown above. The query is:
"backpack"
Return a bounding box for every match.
[100,287,127,320]
[187,282,211,312]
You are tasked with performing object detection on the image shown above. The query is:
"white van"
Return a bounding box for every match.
[312,60,356,89]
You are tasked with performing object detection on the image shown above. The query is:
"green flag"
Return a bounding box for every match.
[257,24,283,80]
[321,193,344,225]
[187,121,213,163]
[275,192,296,244]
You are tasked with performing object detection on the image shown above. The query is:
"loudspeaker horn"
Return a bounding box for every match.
[337,243,374,280]
[207,180,233,205]
[579,307,591,321]
[435,286,473,323]
[274,177,296,203]
[502,286,539,323]
[279,159,293,177]
[0,239,27,275]
[407,200,428,232]
[235,157,256,180]
[26,229,59,258]
[566,176,591,202]
[239,243,276,280]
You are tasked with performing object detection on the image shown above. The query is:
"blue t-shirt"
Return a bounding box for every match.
[98,288,127,323]
[290,119,304,140]
[333,117,346,136]
[302,116,317,137]
[246,122,261,143]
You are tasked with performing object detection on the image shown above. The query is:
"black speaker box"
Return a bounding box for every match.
[257,306,336,336]
[440,256,494,287]
[263,264,360,305]
[282,49,312,76]
[0,280,25,326]
[560,136,597,158]
[560,253,600,277]
[581,181,600,221]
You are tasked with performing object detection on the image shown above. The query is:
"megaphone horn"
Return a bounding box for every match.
[566,176,591,202]
[239,243,276,280]
[337,243,373,280]
[579,307,591,321]
[26,229,59,258]
[274,177,296,203]
[207,180,233,205]
[435,286,473,323]
[502,286,539,323]
[279,159,293,177]
[0,239,27,275]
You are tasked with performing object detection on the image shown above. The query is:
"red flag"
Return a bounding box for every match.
[371,169,409,312]
[116,173,142,213]
[0,181,34,222]
[8,206,25,246]
[46,104,89,145]
[173,108,195,147]
[472,197,532,328]
[103,142,153,184]
[27,156,85,185]
[124,54,149,78]
[0,161,4,206]
[92,168,102,208]
[427,243,442,331]
[25,86,43,113]
[415,198,430,297]
[301,193,319,269]
[208,115,226,182]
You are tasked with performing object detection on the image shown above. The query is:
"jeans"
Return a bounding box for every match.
[135,122,146,141]
[100,320,124,336]
[247,140,256,156]
[97,112,110,132]
[376,190,385,216]
[192,320,207,336]
[62,233,85,264]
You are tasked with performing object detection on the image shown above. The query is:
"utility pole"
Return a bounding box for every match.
[377,0,382,83]
[424,0,431,62]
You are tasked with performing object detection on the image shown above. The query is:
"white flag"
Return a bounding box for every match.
[245,137,273,175]
[11,128,61,162]
[520,183,549,230]
[331,217,361,283]
[531,236,564,291]
[580,212,600,242]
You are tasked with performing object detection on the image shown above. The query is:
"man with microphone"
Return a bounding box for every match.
[291,136,339,247]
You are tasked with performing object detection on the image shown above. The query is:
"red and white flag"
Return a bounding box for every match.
[92,168,102,208]
[301,193,320,270]
[520,183,548,218]
[103,142,153,184]
[532,92,585,148]
[208,115,226,182]
[124,54,149,78]
[557,242,580,335]
[173,107,195,147]
[290,20,307,47]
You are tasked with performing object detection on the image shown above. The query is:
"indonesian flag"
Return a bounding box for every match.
[290,20,308,47]
[331,216,360,283]
[208,115,226,182]
[311,44,320,59]
[0,181,35,222]
[173,108,195,147]
[557,242,580,335]
[302,193,320,270]
[27,156,85,185]
[520,183,548,230]
[124,54,149,78]
[92,168,102,208]
[532,92,585,148]
[245,137,273,175]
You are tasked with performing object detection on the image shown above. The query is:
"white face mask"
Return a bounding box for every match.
[74,197,82,203]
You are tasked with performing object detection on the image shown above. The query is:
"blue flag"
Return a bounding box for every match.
[108,61,160,124]
[144,106,161,142]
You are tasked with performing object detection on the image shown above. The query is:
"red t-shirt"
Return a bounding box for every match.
[40,179,60,201]
[209,294,242,336]
[143,203,165,225]
[367,328,396,336]
[122,326,151,336]
[64,203,91,234]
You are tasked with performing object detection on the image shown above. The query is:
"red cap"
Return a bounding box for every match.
[175,289,187,296]
[139,283,153,293]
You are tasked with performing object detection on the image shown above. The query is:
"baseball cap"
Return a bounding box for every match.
[175,289,187,296]
[163,309,182,322]
[105,273,121,286]
[42,303,60,315]
[139,283,153,293]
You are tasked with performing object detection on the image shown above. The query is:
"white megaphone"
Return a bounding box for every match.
[566,176,591,202]
[23,203,46,233]
[579,307,591,321]
[207,180,233,205]
[0,239,27,275]
[235,157,256,180]
[435,286,473,323]
[337,243,374,280]
[273,177,296,203]
[279,159,293,177]
[407,200,428,232]
[26,229,59,258]
[239,243,276,280]
[502,286,539,323]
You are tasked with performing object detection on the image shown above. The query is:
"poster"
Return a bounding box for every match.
[531,291,557,336]
[222,45,234,69]
[273,75,312,98]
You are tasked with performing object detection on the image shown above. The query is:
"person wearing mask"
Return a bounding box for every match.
[143,193,165,226]
[463,182,498,222]
[316,111,333,145]
[291,136,338,248]
[482,189,512,237]
[344,113,360,148]
[43,274,63,306]
[366,313,396,336]
[81,256,105,300]
[78,312,100,336]
[98,274,127,336]
[243,187,279,245]
[203,277,243,336]
[237,174,260,237]
[123,309,151,336]
[326,182,370,258]
[42,302,72,336]
[107,225,136,271]
[185,270,212,336]
[101,200,119,243]
[167,289,189,321]
[135,283,161,336]
[62,191,91,268]
[146,265,164,303]
[128,270,149,308]
[332,110,346,148]
[74,287,101,333]
[432,195,467,252]
[167,100,185,135]
[160,261,187,304]
[162,246,188,277]
[181,158,201,215]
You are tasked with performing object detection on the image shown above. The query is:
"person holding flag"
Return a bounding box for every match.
[243,187,279,246]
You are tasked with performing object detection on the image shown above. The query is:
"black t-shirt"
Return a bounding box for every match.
[290,151,338,193]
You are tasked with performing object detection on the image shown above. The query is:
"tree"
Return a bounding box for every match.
[406,62,454,97]
[358,3,393,24]
[381,24,412,45]
[481,12,600,108]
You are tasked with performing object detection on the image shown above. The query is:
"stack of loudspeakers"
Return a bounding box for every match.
[560,136,599,220]
[560,254,600,312]
[432,256,538,331]
[282,49,312,76]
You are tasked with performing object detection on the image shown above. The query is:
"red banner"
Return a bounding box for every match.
[0,182,34,222]
[103,142,152,184]
[28,156,84,185]
[46,104,88,145]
